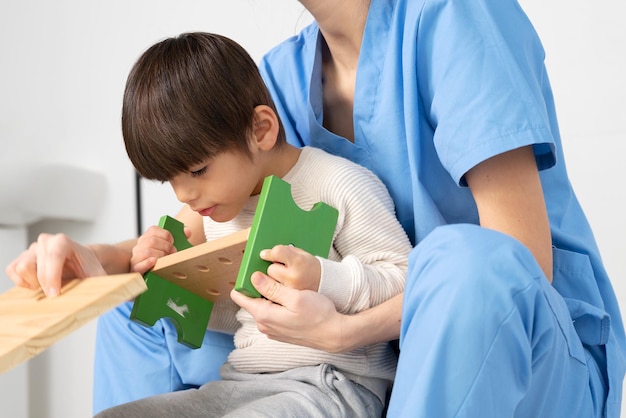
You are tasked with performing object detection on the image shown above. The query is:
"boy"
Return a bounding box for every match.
[97,32,411,417]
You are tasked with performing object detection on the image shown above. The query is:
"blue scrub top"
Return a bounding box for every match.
[259,0,625,413]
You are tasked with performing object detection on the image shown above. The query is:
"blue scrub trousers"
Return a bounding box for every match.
[387,224,607,417]
[92,302,234,415]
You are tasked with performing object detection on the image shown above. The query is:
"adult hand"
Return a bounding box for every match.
[230,271,348,353]
[5,233,107,298]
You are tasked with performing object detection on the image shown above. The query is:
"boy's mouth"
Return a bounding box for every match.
[197,206,216,217]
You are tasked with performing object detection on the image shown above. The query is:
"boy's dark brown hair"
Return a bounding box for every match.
[122,32,286,181]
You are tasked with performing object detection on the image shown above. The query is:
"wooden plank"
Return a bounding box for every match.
[0,273,146,374]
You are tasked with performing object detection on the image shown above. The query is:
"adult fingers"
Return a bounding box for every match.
[229,273,299,343]
[230,272,343,351]
[250,271,292,306]
[36,233,73,297]
[5,244,40,289]
[231,272,301,311]
[230,284,280,321]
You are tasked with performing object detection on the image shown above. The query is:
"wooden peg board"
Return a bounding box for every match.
[150,227,249,303]
[0,273,146,374]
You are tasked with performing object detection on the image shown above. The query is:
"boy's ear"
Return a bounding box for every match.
[251,105,279,151]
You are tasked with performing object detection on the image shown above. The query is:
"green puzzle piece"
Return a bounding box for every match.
[160,214,192,251]
[130,175,339,348]
[130,215,213,348]
[130,271,213,348]
[235,175,339,297]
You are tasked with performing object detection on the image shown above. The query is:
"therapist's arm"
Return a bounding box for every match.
[465,145,553,281]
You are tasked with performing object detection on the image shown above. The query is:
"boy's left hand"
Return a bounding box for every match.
[259,245,321,292]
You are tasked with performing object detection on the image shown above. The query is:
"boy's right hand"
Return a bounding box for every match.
[130,225,187,274]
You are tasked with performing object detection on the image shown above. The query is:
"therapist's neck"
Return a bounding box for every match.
[300,0,369,70]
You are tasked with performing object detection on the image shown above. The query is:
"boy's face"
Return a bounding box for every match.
[168,148,264,223]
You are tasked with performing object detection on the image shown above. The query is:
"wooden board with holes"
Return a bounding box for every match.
[0,273,147,374]
[150,227,250,302]
[129,218,250,349]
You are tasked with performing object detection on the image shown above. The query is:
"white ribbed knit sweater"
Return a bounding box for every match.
[204,146,412,396]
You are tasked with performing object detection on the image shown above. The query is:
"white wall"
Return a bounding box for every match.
[0,1,623,417]
[0,1,312,417]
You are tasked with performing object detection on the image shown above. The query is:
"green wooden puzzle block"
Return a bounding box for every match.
[130,271,213,348]
[235,175,339,298]
[159,214,192,251]
[130,215,213,349]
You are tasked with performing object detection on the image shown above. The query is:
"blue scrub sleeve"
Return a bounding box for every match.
[416,0,556,185]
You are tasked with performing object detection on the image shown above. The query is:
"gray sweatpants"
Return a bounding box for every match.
[94,363,384,418]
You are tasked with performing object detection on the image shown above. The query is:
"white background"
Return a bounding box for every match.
[0,1,623,417]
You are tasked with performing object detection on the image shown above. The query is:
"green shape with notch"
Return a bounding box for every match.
[160,214,193,251]
[130,215,214,349]
[235,175,339,298]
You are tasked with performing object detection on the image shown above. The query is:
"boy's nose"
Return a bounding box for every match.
[173,184,199,205]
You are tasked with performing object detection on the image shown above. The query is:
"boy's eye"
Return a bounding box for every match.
[190,166,207,178]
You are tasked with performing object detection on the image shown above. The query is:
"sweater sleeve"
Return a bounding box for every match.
[315,160,412,315]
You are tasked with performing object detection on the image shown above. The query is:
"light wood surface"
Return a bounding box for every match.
[0,273,146,374]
